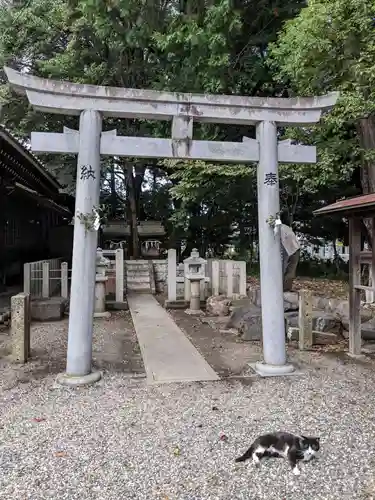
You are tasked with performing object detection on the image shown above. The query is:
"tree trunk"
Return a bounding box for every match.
[249,226,254,265]
[332,239,341,273]
[181,204,201,258]
[357,116,375,239]
[134,164,146,220]
[109,164,117,217]
[126,164,140,259]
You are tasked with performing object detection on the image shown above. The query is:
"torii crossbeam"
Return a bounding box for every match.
[4,66,338,384]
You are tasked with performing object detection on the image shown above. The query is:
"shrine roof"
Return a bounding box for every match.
[0,124,61,197]
[11,182,72,217]
[314,193,375,217]
[0,125,72,216]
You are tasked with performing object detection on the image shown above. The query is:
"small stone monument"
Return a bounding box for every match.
[94,248,111,318]
[184,249,206,315]
[11,292,31,363]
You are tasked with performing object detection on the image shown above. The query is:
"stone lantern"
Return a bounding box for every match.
[94,248,111,318]
[184,248,206,315]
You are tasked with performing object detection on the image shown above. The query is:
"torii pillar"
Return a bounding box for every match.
[4,66,338,382]
[63,110,102,385]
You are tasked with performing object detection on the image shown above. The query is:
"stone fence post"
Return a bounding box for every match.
[11,293,31,363]
[167,248,177,302]
[298,289,313,350]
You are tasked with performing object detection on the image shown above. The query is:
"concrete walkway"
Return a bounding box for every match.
[127,294,219,384]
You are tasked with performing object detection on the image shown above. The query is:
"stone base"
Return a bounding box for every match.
[362,344,375,354]
[93,311,111,318]
[346,352,367,360]
[219,328,239,335]
[31,297,67,321]
[248,362,297,377]
[165,299,206,309]
[56,370,102,387]
[185,308,204,316]
[106,300,128,311]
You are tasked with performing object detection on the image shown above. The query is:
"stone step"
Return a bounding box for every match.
[127,284,151,292]
[127,276,151,284]
[125,259,149,266]
[126,262,150,268]
[124,259,153,294]
[124,269,150,276]
[126,269,150,277]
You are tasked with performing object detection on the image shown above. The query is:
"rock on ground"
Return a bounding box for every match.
[247,289,300,312]
[285,311,341,333]
[360,318,375,341]
[248,288,375,339]
[334,301,372,331]
[225,303,262,341]
[206,295,231,316]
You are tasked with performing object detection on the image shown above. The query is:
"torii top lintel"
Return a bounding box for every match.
[4,67,339,126]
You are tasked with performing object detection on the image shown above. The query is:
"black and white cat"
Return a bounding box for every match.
[235,431,320,476]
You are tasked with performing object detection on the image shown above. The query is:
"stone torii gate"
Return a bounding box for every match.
[4,67,338,385]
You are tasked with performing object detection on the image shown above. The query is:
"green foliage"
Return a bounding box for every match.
[270,0,375,203]
[160,159,258,256]
[270,0,375,104]
[0,0,363,259]
[153,0,241,94]
[298,253,349,281]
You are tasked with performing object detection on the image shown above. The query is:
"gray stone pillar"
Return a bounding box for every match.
[255,121,294,376]
[11,292,31,363]
[59,109,102,386]
[167,248,177,302]
[94,275,111,318]
[189,280,201,311]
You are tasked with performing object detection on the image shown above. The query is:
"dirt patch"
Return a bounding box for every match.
[167,307,262,377]
[0,310,144,389]
[248,275,349,299]
[164,296,375,377]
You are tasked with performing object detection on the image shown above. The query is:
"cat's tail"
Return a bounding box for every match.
[235,445,253,463]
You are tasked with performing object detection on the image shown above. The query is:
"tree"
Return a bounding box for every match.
[0,0,351,261]
[270,0,375,208]
[154,0,313,254]
[0,0,171,257]
[163,160,258,257]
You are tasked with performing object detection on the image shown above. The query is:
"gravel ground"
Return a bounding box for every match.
[1,355,375,500]
[0,311,144,390]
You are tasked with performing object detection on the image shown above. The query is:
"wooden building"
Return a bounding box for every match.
[0,125,72,288]
[101,219,166,258]
[314,193,375,356]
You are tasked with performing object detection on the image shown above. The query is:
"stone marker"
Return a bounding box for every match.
[11,293,31,363]
[298,290,313,350]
